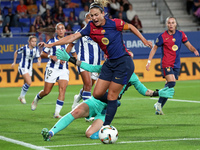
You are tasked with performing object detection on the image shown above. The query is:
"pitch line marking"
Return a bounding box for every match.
[0,136,49,150]
[150,98,200,103]
[43,138,200,147]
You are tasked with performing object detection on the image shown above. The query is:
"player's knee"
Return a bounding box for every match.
[167,81,176,88]
[85,131,91,138]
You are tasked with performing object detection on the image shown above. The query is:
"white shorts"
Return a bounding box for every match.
[79,67,99,81]
[44,67,69,83]
[18,67,32,76]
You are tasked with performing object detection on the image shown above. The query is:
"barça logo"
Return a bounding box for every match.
[166,67,171,72]
[172,45,178,51]
[172,38,176,42]
[101,30,105,34]
[101,37,109,45]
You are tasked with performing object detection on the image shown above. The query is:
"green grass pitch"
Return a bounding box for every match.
[0,80,200,150]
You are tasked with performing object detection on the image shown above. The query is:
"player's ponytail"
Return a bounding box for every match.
[90,0,110,12]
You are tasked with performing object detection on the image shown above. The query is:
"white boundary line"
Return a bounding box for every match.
[0,136,49,150]
[150,98,200,103]
[43,138,200,147]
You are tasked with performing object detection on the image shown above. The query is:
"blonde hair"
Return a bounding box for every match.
[28,35,37,42]
[90,0,110,12]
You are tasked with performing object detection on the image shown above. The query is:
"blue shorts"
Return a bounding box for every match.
[99,55,134,85]
[162,67,180,80]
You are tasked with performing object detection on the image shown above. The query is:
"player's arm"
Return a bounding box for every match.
[37,57,41,66]
[130,73,174,98]
[40,51,57,62]
[123,23,152,48]
[146,45,158,71]
[56,49,102,73]
[38,32,82,48]
[184,41,199,56]
[11,50,18,68]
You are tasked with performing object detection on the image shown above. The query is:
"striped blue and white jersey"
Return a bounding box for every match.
[43,36,75,69]
[17,44,40,69]
[73,35,101,65]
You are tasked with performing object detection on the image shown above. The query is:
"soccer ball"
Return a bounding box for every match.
[99,125,118,144]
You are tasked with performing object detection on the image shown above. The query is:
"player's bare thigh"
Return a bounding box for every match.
[93,79,110,99]
[22,73,32,85]
[71,103,90,119]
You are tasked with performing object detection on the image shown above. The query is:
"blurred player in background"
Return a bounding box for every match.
[71,12,102,114]
[31,23,77,118]
[11,35,41,104]
[146,16,199,115]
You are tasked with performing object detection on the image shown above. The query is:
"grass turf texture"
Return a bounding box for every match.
[0,80,200,150]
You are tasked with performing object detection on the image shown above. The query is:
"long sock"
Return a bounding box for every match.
[79,88,83,97]
[98,92,108,103]
[49,113,75,136]
[158,83,168,107]
[20,83,30,97]
[161,81,176,107]
[103,100,118,125]
[82,91,91,101]
[55,99,64,115]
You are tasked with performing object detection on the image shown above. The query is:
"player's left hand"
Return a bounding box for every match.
[194,50,199,56]
[38,42,52,48]
[158,87,174,98]
[56,49,70,61]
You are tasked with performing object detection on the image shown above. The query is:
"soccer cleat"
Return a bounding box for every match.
[18,96,26,104]
[72,94,81,110]
[31,95,38,111]
[154,102,164,115]
[85,117,94,122]
[54,113,62,118]
[41,128,52,141]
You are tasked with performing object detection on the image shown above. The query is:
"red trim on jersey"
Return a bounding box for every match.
[89,22,109,57]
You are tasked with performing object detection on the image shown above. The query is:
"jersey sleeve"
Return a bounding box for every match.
[129,73,148,96]
[17,46,25,54]
[113,19,125,31]
[80,62,102,73]
[180,31,188,43]
[80,23,91,36]
[155,33,163,47]
[43,40,51,53]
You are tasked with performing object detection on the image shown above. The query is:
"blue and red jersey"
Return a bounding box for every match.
[155,30,188,68]
[80,18,129,59]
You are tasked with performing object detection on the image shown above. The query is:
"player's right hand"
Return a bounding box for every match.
[38,42,52,48]
[56,49,70,61]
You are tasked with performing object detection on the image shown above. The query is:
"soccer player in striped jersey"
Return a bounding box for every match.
[31,23,77,118]
[11,35,41,104]
[146,17,199,115]
[71,12,102,114]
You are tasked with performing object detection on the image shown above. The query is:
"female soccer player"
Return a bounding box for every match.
[72,12,102,111]
[11,35,41,104]
[31,23,76,118]
[146,17,199,115]
[40,49,174,141]
[38,0,152,125]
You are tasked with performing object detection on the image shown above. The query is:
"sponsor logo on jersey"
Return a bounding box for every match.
[172,38,176,42]
[165,37,169,40]
[121,20,123,25]
[101,37,109,45]
[101,30,105,34]
[172,45,178,51]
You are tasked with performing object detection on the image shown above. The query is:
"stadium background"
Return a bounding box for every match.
[0,0,199,87]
